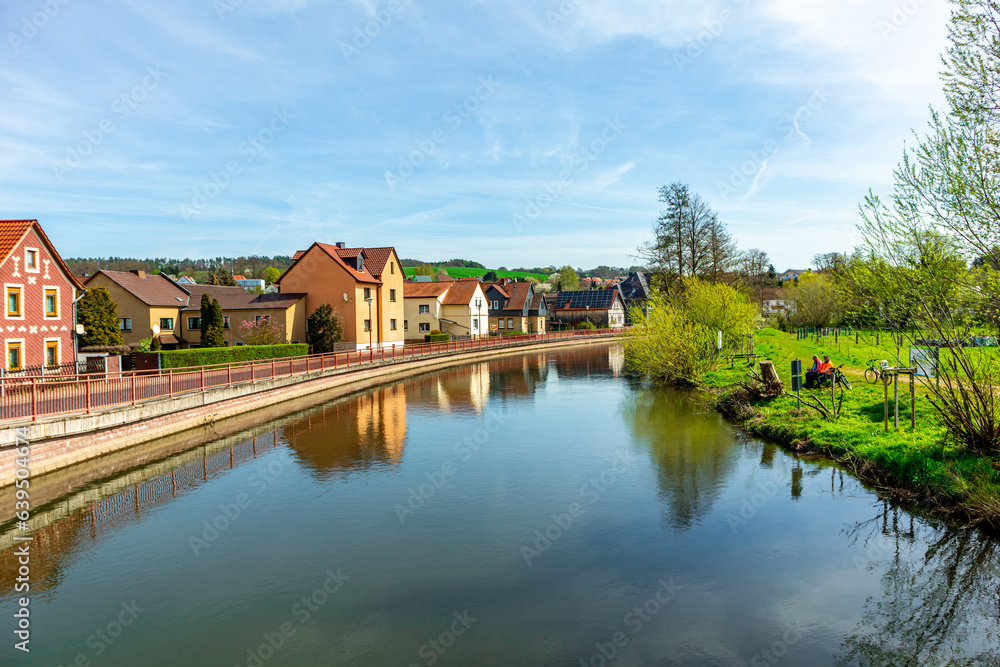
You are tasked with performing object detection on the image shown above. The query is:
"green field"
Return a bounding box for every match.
[704,328,1000,528]
[402,266,549,281]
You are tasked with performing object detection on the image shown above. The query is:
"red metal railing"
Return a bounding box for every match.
[0,329,622,423]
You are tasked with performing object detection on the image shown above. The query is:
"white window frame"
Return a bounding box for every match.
[159,317,174,330]
[498,319,505,330]
[5,284,24,320]
[42,285,60,320]
[419,304,430,315]
[24,247,40,274]
[418,322,431,333]
[507,318,514,329]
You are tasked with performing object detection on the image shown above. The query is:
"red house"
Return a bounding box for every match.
[0,220,83,372]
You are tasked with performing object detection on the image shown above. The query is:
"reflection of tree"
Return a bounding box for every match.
[622,387,739,531]
[837,502,1000,667]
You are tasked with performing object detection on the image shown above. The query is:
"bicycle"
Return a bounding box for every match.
[864,358,892,385]
[817,365,852,390]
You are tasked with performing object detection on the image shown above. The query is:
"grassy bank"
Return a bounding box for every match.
[708,328,1000,528]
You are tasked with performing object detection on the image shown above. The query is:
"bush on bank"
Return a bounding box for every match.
[157,344,309,369]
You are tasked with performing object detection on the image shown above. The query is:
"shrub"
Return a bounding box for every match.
[307,303,344,353]
[576,321,596,330]
[158,344,308,369]
[425,334,449,342]
[240,318,285,346]
[430,329,442,335]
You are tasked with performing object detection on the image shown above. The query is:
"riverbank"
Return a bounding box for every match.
[704,328,1000,530]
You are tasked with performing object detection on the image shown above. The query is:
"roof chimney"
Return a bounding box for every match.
[131,270,146,278]
[336,242,346,249]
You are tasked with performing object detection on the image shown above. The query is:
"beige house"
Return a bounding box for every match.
[279,242,405,349]
[403,281,489,342]
[180,285,306,347]
[84,270,188,348]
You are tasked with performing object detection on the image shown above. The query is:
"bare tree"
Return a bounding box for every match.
[736,248,771,304]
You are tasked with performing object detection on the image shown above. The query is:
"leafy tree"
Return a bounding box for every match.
[556,265,579,291]
[264,267,282,284]
[77,287,124,348]
[240,318,285,346]
[209,270,236,286]
[482,270,498,283]
[307,303,344,353]
[150,335,162,351]
[786,272,842,327]
[201,296,225,348]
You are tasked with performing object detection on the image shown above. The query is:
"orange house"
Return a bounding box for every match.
[278,242,405,349]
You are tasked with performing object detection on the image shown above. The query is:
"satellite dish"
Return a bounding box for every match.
[152,325,161,335]
[75,324,85,335]
[343,293,349,302]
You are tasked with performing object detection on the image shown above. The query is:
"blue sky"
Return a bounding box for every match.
[0,0,951,271]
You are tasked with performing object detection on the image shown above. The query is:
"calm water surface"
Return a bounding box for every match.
[1,344,999,666]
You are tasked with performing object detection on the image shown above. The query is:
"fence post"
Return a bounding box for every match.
[271,358,276,379]
[201,367,206,392]
[168,370,174,398]
[31,377,37,421]
[85,378,91,414]
[228,363,232,387]
[131,373,137,406]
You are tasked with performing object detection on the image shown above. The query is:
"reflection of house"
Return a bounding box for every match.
[285,383,408,475]
[550,290,626,328]
[180,285,306,347]
[280,242,405,349]
[761,288,796,318]
[405,362,492,414]
[0,219,83,371]
[402,281,489,341]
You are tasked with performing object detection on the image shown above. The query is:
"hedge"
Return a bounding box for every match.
[157,344,309,369]
[424,334,450,343]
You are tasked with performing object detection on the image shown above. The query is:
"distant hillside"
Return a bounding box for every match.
[402,266,549,281]
[64,256,294,281]
[399,258,486,269]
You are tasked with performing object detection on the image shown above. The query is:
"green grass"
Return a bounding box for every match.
[711,328,1000,528]
[402,266,550,281]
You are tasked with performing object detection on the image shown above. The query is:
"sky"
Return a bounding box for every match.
[0,0,953,272]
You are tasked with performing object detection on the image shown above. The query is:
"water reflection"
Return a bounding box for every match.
[622,386,740,531]
[837,503,1000,666]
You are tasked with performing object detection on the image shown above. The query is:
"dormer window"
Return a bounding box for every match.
[358,254,364,273]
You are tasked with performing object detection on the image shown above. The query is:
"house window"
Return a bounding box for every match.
[404,320,408,331]
[45,340,58,368]
[473,319,479,330]
[119,318,132,331]
[188,317,201,330]
[419,323,430,333]
[498,319,505,330]
[7,341,22,371]
[364,319,371,331]
[364,287,371,301]
[390,289,396,302]
[507,318,514,329]
[159,317,174,330]
[390,261,395,274]
[6,287,21,318]
[25,249,38,272]
[255,314,270,324]
[223,316,230,329]
[44,288,58,318]
[358,255,365,273]
[419,304,430,315]
[492,300,498,309]
[390,318,397,330]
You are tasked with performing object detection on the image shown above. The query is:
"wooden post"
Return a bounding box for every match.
[876,332,880,345]
[910,371,916,431]
[893,371,899,430]
[883,373,889,432]
[831,370,836,419]
[855,331,859,344]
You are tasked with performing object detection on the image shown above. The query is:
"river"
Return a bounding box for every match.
[1,343,998,666]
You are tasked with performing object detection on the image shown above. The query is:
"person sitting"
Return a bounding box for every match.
[819,355,832,373]
[804,355,821,388]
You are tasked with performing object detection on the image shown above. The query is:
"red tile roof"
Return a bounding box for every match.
[312,243,381,284]
[337,246,396,278]
[87,270,190,307]
[292,251,305,261]
[0,219,84,290]
[404,282,450,298]
[441,281,482,305]
[186,289,306,311]
[504,282,533,310]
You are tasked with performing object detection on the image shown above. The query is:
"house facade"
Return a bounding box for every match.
[550,290,626,329]
[779,269,808,283]
[616,271,651,323]
[84,270,188,349]
[761,288,796,318]
[0,219,84,371]
[486,282,544,333]
[279,242,405,349]
[403,281,488,342]
[180,286,306,347]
